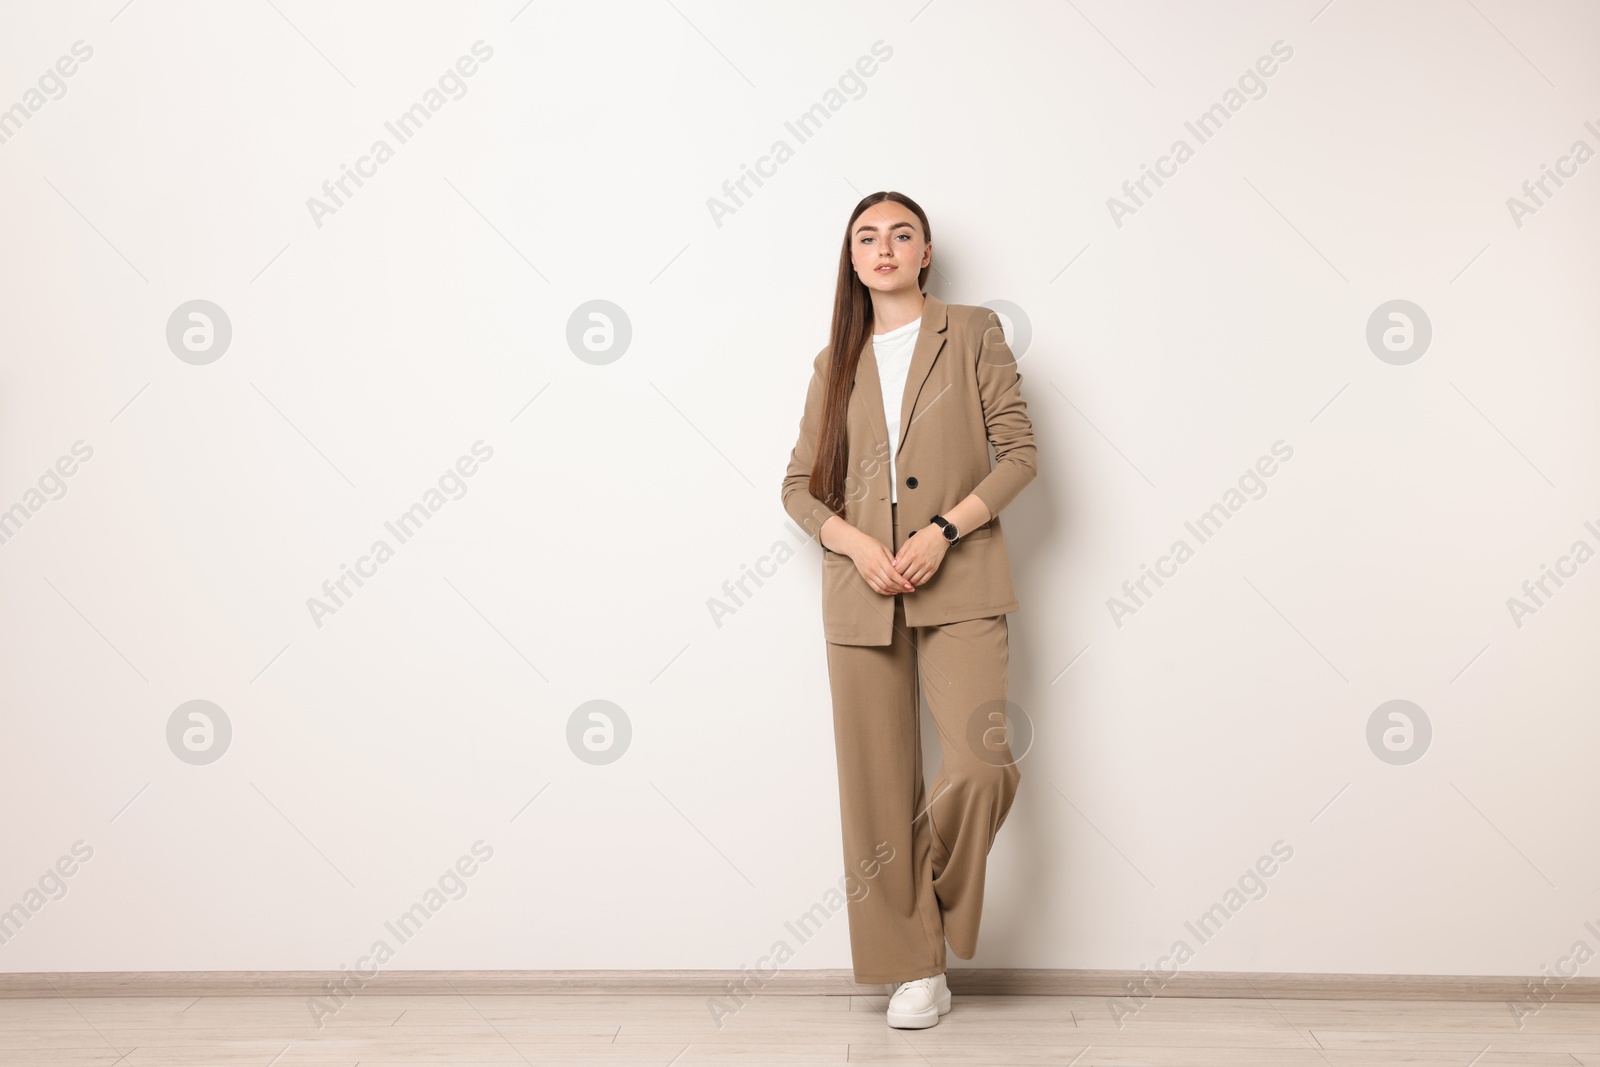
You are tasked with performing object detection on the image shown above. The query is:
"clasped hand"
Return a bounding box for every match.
[851,525,948,595]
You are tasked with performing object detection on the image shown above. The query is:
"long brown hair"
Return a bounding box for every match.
[808,191,933,520]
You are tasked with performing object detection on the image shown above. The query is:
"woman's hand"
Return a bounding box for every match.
[892,525,950,588]
[848,538,917,595]
[823,517,915,595]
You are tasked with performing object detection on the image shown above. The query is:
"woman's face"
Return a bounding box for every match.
[850,201,929,294]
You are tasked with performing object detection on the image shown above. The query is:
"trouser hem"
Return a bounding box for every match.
[853,962,946,986]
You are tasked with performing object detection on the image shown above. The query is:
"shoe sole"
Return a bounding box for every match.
[887,1004,938,1028]
[887,987,951,1028]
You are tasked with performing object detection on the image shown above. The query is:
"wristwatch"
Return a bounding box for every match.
[930,514,960,546]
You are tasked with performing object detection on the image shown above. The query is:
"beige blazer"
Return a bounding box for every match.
[781,293,1037,646]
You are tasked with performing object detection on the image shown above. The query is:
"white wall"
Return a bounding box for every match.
[2,0,1598,982]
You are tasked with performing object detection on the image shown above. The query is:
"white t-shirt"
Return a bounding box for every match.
[872,316,921,504]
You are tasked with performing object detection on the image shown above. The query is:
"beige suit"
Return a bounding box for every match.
[781,293,1037,646]
[780,293,1036,985]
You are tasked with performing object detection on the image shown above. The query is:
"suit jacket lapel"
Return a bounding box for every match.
[853,292,950,463]
[855,330,890,459]
[896,293,948,459]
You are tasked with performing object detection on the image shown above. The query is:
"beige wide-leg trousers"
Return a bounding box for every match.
[823,501,1022,986]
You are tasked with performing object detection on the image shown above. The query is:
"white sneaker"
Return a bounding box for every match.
[886,971,951,1028]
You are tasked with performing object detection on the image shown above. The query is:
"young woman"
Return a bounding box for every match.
[780,191,1037,1029]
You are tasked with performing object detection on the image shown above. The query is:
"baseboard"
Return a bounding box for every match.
[0,969,1589,1000]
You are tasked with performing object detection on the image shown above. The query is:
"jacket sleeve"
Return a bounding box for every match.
[781,348,841,542]
[968,308,1038,519]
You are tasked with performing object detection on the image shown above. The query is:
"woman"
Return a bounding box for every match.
[780,191,1037,1028]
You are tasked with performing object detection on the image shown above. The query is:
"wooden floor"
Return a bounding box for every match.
[2,990,1597,1065]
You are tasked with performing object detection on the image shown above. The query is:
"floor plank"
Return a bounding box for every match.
[2,991,1598,1066]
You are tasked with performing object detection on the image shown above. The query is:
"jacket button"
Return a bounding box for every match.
[905,476,918,488]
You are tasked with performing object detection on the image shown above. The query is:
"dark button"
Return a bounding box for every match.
[905,476,918,488]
